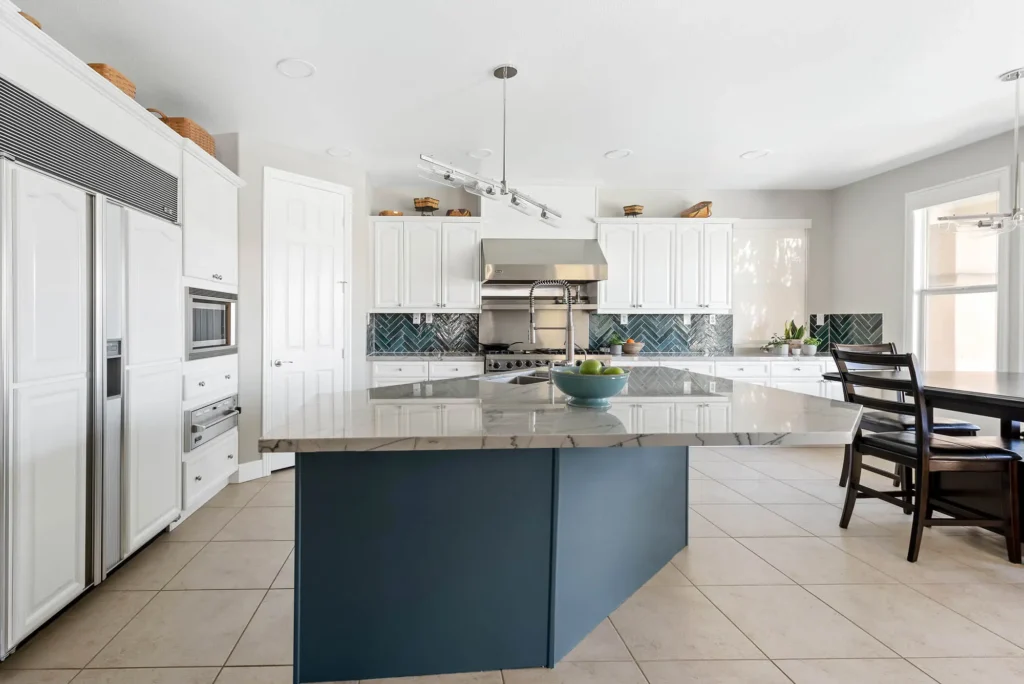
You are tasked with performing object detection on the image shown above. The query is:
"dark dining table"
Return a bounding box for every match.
[823,370,1024,542]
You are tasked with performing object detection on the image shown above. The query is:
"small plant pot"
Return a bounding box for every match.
[610,344,623,356]
[787,339,803,352]
[771,345,789,356]
[803,344,818,356]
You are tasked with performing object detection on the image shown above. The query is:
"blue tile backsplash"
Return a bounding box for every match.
[368,313,479,354]
[589,314,733,354]
[809,313,883,349]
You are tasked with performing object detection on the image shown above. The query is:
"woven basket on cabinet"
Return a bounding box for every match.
[147,108,215,156]
[88,64,136,99]
[18,11,42,29]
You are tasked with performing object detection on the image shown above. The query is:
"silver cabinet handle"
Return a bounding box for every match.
[212,273,223,281]
[198,381,206,387]
[737,368,744,371]
[274,360,293,367]
[225,374,231,379]
[194,475,203,482]
[227,453,234,459]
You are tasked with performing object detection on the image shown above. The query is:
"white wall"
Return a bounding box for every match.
[215,133,369,464]
[598,189,833,313]
[371,184,480,216]
[830,128,1021,351]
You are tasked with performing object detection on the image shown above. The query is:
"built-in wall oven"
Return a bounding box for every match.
[186,287,237,360]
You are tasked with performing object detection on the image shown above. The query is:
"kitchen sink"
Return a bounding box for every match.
[479,371,551,385]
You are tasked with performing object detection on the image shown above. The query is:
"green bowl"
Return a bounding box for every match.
[550,367,630,407]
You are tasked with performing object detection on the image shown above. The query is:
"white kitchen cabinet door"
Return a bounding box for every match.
[404,405,443,437]
[9,378,88,646]
[701,403,732,432]
[12,167,89,383]
[675,224,703,310]
[772,379,824,397]
[182,152,238,286]
[636,225,675,310]
[125,362,183,552]
[404,223,442,309]
[598,224,637,310]
[441,222,481,309]
[373,221,404,309]
[703,223,732,310]
[127,210,183,366]
[822,379,846,401]
[634,402,674,433]
[605,401,636,432]
[674,403,703,433]
[443,404,482,433]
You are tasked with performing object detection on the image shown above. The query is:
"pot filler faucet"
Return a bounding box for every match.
[528,279,574,367]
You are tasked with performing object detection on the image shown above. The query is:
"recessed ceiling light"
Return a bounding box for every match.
[604,149,632,159]
[276,58,316,79]
[325,147,351,158]
[739,149,772,160]
[467,148,493,159]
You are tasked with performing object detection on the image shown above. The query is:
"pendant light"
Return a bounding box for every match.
[418,65,562,225]
[938,66,1024,235]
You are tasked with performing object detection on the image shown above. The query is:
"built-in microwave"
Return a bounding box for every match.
[186,287,237,360]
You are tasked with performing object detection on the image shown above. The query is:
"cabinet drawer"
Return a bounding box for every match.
[430,361,484,379]
[660,361,715,375]
[609,358,660,367]
[372,377,427,388]
[771,362,826,378]
[183,359,237,401]
[372,361,429,378]
[714,362,771,378]
[182,429,238,510]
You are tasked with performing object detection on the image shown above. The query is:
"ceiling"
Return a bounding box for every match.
[16,0,1024,189]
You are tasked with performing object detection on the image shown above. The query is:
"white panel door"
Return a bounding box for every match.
[373,221,404,309]
[822,378,845,401]
[676,224,703,310]
[441,222,481,309]
[701,403,732,432]
[605,401,635,432]
[598,224,637,310]
[182,153,238,285]
[404,222,442,309]
[9,378,88,645]
[267,173,349,443]
[127,210,183,366]
[634,402,674,433]
[675,403,703,433]
[443,404,482,432]
[636,225,675,310]
[125,362,182,551]
[703,223,733,310]
[12,167,89,383]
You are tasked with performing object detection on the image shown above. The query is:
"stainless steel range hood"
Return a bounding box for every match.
[481,239,608,283]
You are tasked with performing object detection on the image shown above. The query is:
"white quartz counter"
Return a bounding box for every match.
[260,366,861,453]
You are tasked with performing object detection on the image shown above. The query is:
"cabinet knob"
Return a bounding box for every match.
[194,475,203,482]
[737,368,744,371]
[198,381,206,387]
[225,374,231,379]
[227,453,234,459]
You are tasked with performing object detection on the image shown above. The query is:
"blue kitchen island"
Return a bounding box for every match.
[260,367,861,684]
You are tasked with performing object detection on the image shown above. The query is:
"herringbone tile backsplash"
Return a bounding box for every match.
[368,314,479,354]
[809,313,883,349]
[589,314,733,354]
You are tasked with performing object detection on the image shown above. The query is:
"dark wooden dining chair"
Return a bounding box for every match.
[833,343,979,488]
[833,348,1021,563]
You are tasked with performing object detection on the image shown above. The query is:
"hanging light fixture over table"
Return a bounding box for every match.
[418,65,562,225]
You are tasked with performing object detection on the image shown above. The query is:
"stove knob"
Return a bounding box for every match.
[515,360,524,367]
[505,361,513,369]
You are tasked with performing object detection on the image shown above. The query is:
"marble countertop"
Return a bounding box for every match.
[260,366,860,453]
[366,351,832,362]
[367,353,485,361]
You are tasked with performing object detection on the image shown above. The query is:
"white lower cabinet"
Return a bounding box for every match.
[702,402,733,432]
[372,377,427,388]
[182,429,239,511]
[442,404,482,432]
[634,402,675,433]
[9,378,88,646]
[126,362,183,553]
[372,403,475,435]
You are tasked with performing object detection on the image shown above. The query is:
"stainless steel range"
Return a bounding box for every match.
[484,349,611,373]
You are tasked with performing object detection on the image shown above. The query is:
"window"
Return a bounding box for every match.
[910,192,1000,371]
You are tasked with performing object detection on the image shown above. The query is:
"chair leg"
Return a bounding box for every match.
[891,462,902,488]
[839,444,852,487]
[907,464,930,563]
[900,465,914,515]
[1003,460,1021,564]
[839,448,862,529]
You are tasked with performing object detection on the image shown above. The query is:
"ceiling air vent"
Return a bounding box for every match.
[0,75,178,222]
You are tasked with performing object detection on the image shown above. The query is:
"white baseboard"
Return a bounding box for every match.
[169,473,232,529]
[231,459,268,483]
[265,452,295,472]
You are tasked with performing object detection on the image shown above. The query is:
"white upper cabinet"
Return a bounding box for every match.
[404,223,442,309]
[371,218,482,312]
[598,224,638,311]
[441,222,482,310]
[373,221,404,308]
[703,223,733,310]
[127,210,183,366]
[675,224,703,310]
[11,167,89,383]
[182,150,240,287]
[636,225,675,310]
[597,221,732,313]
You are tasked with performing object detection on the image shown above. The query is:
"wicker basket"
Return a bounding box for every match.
[446,208,472,217]
[18,11,41,29]
[89,64,136,99]
[623,204,644,217]
[680,201,712,218]
[378,210,404,216]
[147,109,215,156]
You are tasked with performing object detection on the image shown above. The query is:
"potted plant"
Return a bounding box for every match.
[784,320,806,352]
[760,333,789,356]
[608,332,625,356]
[803,337,821,356]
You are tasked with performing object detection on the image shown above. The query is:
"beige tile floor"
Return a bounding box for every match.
[3,447,1024,683]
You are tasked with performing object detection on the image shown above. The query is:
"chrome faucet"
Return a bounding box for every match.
[528,279,574,367]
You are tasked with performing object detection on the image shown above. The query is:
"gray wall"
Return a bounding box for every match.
[216,133,369,464]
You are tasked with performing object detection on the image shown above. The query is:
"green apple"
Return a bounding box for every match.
[579,359,603,375]
[602,366,625,375]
